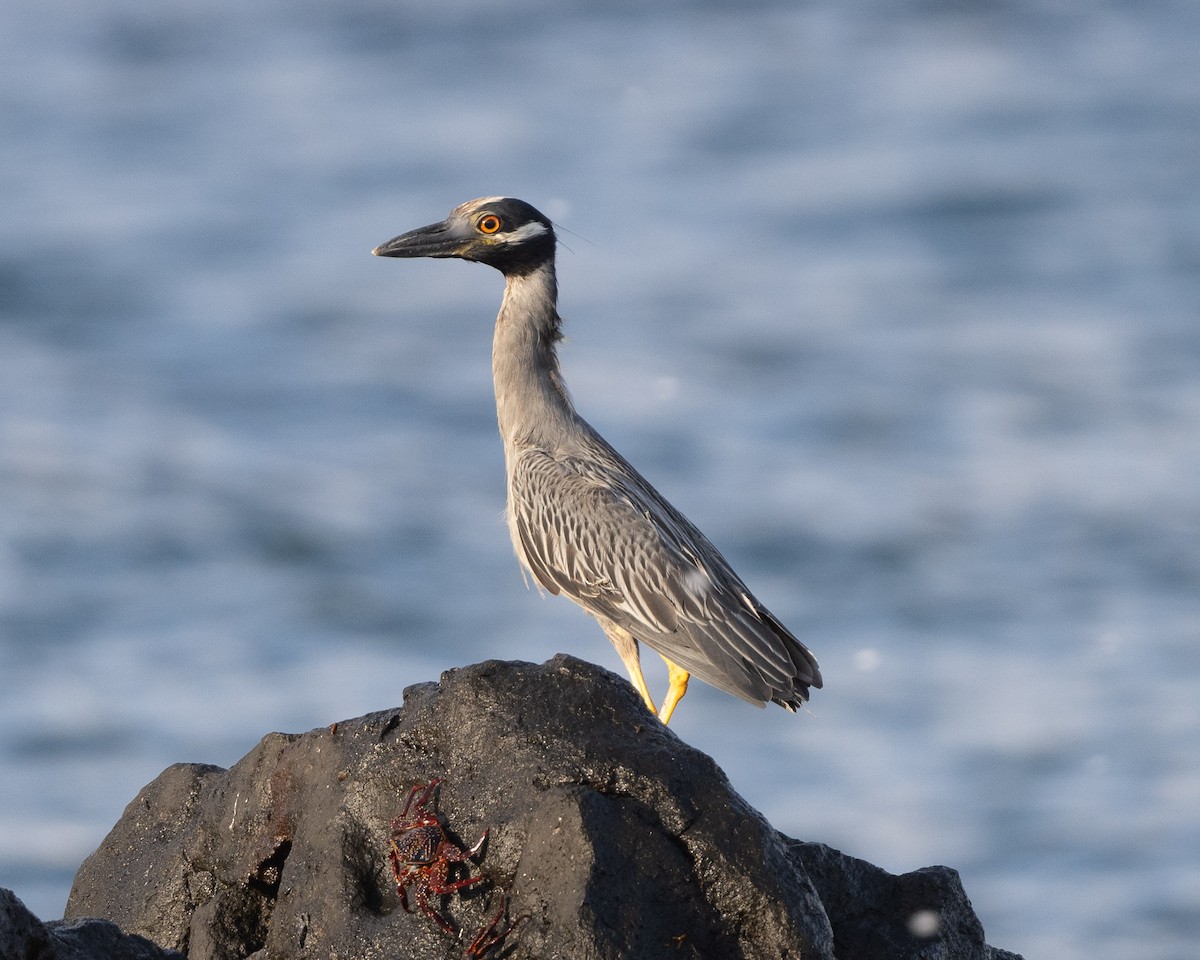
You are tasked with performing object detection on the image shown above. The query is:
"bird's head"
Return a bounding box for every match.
[372,197,556,275]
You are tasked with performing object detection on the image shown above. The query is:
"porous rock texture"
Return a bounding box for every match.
[0,886,181,959]
[51,655,1021,960]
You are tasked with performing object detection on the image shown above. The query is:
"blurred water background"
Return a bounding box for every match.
[1,1,1198,956]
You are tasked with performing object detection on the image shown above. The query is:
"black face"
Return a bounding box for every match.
[373,197,556,275]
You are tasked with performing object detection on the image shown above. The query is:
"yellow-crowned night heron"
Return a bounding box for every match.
[373,197,821,725]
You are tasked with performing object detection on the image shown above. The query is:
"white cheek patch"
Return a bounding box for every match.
[505,221,550,243]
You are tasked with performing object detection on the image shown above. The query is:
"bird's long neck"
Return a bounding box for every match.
[492,260,578,454]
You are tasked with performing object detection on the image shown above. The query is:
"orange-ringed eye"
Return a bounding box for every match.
[478,215,502,234]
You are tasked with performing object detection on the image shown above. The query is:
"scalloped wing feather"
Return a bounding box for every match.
[508,447,820,707]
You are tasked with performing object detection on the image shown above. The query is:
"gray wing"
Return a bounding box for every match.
[509,446,821,708]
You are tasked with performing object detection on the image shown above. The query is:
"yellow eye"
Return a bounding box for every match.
[477,214,502,235]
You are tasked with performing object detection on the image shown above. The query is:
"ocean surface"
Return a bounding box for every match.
[1,1,1197,956]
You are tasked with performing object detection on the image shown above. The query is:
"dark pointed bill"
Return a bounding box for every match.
[372,221,463,258]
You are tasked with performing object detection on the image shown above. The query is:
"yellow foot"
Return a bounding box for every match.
[657,659,690,726]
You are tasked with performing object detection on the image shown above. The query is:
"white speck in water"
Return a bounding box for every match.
[1085,754,1110,775]
[853,648,882,672]
[653,376,680,402]
[1096,631,1123,654]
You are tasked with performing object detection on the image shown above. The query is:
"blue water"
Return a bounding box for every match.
[2,2,1198,956]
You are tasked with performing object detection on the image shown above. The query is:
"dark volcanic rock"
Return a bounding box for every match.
[789,843,1024,960]
[61,655,1022,960]
[1,887,181,960]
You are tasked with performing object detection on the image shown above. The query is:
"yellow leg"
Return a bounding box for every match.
[601,621,658,716]
[657,657,690,726]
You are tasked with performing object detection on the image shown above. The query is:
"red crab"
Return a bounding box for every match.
[387,778,487,937]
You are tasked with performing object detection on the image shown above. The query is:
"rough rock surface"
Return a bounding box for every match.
[52,655,1022,960]
[1,887,182,959]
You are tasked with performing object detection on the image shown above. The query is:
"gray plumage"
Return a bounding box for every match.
[373,197,821,723]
